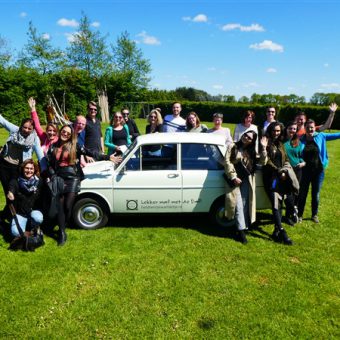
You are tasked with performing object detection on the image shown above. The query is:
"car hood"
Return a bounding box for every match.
[82,161,115,176]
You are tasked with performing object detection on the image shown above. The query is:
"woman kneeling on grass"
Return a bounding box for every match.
[47,125,122,246]
[224,130,267,244]
[7,159,43,238]
[297,119,340,223]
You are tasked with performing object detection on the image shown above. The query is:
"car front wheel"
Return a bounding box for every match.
[210,197,236,228]
[72,197,109,230]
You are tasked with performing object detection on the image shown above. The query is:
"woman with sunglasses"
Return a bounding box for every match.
[144,109,163,156]
[262,122,298,245]
[224,131,267,244]
[28,97,59,155]
[47,125,121,246]
[104,112,131,156]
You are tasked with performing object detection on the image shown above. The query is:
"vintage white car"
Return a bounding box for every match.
[72,133,270,230]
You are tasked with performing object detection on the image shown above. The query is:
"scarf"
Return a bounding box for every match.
[8,130,37,150]
[18,175,40,194]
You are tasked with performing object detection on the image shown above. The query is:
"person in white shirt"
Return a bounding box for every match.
[207,113,233,146]
[162,102,186,157]
[262,106,277,135]
[162,102,186,133]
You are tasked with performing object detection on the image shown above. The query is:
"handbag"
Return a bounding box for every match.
[8,203,44,252]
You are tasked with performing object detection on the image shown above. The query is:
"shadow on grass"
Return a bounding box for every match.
[105,210,276,244]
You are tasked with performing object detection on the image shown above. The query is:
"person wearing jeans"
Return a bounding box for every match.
[298,119,340,223]
[7,159,43,237]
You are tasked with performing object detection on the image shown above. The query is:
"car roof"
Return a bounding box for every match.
[135,132,227,146]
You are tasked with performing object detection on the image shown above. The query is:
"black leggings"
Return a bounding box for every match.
[57,192,76,231]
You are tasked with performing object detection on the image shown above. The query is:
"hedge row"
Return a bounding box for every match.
[133,101,340,129]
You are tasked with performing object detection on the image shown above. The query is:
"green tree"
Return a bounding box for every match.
[112,31,151,89]
[0,35,12,67]
[17,21,64,74]
[67,13,111,78]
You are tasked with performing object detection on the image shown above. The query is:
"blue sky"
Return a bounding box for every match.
[1,0,340,100]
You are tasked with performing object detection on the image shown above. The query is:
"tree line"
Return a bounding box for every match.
[0,12,339,126]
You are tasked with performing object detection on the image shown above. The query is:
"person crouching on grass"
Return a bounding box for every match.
[7,159,43,238]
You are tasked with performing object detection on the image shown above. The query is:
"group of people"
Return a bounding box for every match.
[224,104,339,245]
[0,99,120,247]
[0,99,338,248]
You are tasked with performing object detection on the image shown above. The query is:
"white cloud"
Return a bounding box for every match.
[65,32,78,43]
[20,12,27,18]
[91,21,100,28]
[266,67,277,73]
[222,23,264,32]
[213,84,223,90]
[243,82,260,88]
[182,14,208,23]
[136,31,161,45]
[320,83,340,89]
[193,14,208,22]
[57,18,79,28]
[249,40,284,52]
[42,33,50,40]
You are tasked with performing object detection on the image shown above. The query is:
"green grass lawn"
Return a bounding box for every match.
[0,119,339,338]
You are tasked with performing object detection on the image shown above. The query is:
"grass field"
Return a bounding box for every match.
[0,118,339,338]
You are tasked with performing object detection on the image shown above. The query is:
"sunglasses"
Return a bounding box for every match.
[115,116,123,119]
[61,130,71,137]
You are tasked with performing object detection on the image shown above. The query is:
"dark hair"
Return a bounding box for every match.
[305,119,315,127]
[284,121,299,147]
[213,112,223,120]
[20,159,40,177]
[20,118,35,130]
[242,110,255,122]
[233,130,258,174]
[266,121,284,141]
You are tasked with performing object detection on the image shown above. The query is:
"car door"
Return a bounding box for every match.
[181,143,225,212]
[113,144,183,213]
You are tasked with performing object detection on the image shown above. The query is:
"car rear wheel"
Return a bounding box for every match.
[210,197,236,228]
[72,197,109,230]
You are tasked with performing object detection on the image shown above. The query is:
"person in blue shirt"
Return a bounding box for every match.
[298,119,340,223]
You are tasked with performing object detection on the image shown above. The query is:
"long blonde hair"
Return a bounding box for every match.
[55,125,78,165]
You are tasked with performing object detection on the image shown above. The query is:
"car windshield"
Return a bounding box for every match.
[122,139,138,161]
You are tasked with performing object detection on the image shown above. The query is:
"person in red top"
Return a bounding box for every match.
[47,125,121,246]
[295,103,337,137]
[28,97,59,155]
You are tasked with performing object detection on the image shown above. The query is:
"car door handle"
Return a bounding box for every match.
[167,173,179,178]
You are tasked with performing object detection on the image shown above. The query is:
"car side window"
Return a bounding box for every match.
[181,143,224,170]
[142,144,177,170]
[125,144,178,171]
